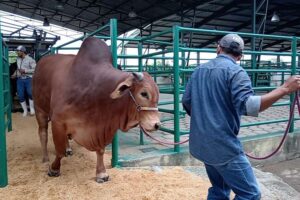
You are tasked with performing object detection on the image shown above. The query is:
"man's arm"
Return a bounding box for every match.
[25,57,36,74]
[260,75,300,112]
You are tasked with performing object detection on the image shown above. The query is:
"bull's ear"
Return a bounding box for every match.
[110,76,133,99]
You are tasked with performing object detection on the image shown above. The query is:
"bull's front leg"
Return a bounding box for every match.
[95,149,109,183]
[48,121,67,177]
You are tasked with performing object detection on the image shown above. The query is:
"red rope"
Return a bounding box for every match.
[141,92,299,160]
[141,126,189,145]
[246,92,299,160]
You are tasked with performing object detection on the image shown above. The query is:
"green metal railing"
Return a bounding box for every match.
[0,22,12,188]
[176,27,298,145]
[133,26,300,153]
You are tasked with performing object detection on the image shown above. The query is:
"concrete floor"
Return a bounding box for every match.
[258,157,300,192]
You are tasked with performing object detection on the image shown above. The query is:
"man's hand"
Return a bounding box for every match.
[18,69,25,75]
[281,75,300,95]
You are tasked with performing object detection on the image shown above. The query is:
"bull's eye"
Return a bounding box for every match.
[141,92,149,99]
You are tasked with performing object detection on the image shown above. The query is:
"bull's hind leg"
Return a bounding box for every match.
[95,149,109,183]
[35,111,50,163]
[48,121,67,177]
[65,134,73,156]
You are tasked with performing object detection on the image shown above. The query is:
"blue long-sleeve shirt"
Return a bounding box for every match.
[182,54,261,165]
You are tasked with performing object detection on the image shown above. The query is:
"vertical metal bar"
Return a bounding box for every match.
[181,51,186,85]
[251,0,257,86]
[289,37,297,133]
[0,26,8,187]
[5,46,12,131]
[50,47,55,54]
[138,42,144,145]
[110,19,119,167]
[173,26,180,152]
[154,58,157,82]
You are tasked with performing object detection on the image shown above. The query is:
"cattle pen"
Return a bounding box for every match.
[1,12,300,200]
[37,19,300,167]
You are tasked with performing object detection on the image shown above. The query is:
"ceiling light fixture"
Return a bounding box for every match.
[128,7,137,18]
[271,11,280,23]
[56,0,64,10]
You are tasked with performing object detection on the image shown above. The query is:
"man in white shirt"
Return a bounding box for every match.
[12,45,36,116]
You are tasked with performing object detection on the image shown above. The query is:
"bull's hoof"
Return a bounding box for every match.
[96,176,110,183]
[48,167,60,177]
[65,148,73,157]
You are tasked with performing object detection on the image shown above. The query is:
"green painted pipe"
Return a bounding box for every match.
[241,117,300,127]
[138,42,144,145]
[180,47,292,56]
[110,19,119,168]
[173,26,180,152]
[0,28,8,187]
[289,37,297,132]
[178,27,293,40]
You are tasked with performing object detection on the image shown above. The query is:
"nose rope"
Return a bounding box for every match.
[140,126,190,145]
[136,91,300,154]
[129,91,158,112]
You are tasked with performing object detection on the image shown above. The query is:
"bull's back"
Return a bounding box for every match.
[33,54,75,114]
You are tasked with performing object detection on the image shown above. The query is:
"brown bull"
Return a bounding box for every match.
[32,37,161,183]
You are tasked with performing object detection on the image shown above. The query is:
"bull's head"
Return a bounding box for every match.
[110,72,161,132]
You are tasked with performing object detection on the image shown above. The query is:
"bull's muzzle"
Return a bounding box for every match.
[154,122,161,130]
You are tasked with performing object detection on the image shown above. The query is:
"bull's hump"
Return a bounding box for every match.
[75,37,112,64]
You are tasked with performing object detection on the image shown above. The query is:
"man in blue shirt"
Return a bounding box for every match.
[182,33,300,200]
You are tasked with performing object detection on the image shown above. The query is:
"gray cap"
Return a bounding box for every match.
[16,45,26,53]
[219,34,244,55]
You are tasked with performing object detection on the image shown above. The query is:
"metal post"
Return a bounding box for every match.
[138,42,144,145]
[173,26,180,152]
[50,47,55,54]
[181,51,186,85]
[251,0,257,86]
[154,58,157,82]
[277,55,284,85]
[5,46,12,132]
[110,19,119,167]
[289,37,297,133]
[0,28,8,187]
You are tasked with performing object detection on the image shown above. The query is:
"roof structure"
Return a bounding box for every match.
[1,0,300,51]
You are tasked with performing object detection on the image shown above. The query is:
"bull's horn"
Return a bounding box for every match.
[132,72,144,81]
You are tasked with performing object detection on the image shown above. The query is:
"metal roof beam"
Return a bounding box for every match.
[195,20,251,48]
[62,0,97,27]
[191,1,238,29]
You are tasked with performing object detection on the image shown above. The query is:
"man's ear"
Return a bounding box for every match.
[216,45,222,55]
[236,55,242,61]
[110,75,133,99]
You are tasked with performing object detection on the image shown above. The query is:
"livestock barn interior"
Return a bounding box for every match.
[1,0,300,199]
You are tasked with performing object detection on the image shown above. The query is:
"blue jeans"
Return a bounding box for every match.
[205,153,261,200]
[17,77,32,102]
